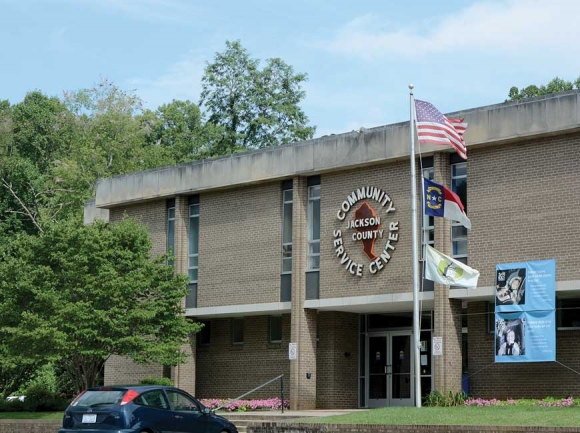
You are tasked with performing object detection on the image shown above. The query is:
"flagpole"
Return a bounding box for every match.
[409,85,422,408]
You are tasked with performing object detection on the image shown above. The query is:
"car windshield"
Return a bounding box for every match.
[72,390,125,407]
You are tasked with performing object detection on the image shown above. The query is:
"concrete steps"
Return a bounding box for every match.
[218,410,358,433]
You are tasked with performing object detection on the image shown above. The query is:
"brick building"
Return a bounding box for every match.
[85,91,580,409]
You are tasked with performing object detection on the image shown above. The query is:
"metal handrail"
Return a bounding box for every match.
[213,374,285,413]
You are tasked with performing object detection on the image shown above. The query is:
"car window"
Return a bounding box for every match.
[166,390,200,412]
[72,390,124,407]
[134,390,169,410]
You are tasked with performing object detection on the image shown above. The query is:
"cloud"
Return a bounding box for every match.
[127,51,206,109]
[49,27,69,54]
[318,0,580,60]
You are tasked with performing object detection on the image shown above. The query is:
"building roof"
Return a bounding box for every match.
[95,91,580,209]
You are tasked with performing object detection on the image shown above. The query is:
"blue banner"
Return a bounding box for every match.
[495,311,555,363]
[495,260,555,363]
[495,260,556,313]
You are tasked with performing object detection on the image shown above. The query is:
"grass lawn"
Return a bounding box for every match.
[0,412,63,420]
[300,406,580,427]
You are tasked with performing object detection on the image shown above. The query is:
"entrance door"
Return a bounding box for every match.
[367,331,414,407]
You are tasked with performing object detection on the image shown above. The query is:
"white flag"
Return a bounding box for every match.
[425,245,479,288]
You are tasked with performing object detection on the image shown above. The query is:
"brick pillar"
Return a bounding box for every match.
[290,177,317,410]
[172,196,196,395]
[432,154,463,393]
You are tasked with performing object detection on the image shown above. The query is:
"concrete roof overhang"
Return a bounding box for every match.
[184,280,580,318]
[94,91,580,209]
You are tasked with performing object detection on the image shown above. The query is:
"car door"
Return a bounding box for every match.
[132,390,176,433]
[165,389,208,433]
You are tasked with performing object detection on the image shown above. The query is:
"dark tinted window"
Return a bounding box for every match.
[558,298,580,328]
[134,390,169,410]
[270,316,282,342]
[232,318,244,344]
[197,320,211,346]
[72,390,124,407]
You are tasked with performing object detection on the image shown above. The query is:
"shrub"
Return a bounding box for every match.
[0,399,26,412]
[23,386,54,411]
[139,377,174,386]
[424,390,467,407]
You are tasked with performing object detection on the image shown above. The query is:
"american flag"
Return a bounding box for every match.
[414,99,468,160]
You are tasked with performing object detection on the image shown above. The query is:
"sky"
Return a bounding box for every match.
[1,0,579,138]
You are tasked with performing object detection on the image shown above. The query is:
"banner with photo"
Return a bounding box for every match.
[494,259,555,363]
[495,311,556,363]
[495,260,556,312]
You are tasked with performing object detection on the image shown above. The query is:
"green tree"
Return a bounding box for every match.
[11,91,74,173]
[146,99,221,163]
[0,99,12,159]
[56,79,177,217]
[0,93,78,235]
[508,76,580,101]
[0,217,200,392]
[200,40,315,155]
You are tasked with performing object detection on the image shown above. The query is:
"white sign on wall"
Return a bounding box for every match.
[289,343,297,360]
[433,337,443,356]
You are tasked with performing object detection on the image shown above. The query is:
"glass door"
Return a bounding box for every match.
[367,331,414,407]
[367,335,387,408]
[388,331,414,406]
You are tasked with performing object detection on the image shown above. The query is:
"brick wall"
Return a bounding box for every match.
[196,314,291,399]
[319,161,414,299]
[316,312,359,408]
[198,183,282,307]
[109,199,168,259]
[105,355,163,385]
[468,133,580,285]
[465,133,580,398]
[467,301,580,398]
[432,154,463,393]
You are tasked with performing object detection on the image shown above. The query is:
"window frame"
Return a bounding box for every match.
[197,320,211,346]
[307,184,321,271]
[231,318,245,345]
[557,298,580,330]
[451,162,468,264]
[281,186,293,275]
[188,199,199,284]
[167,200,176,266]
[269,316,283,343]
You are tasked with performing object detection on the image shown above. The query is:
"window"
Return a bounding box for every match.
[134,390,169,410]
[306,176,320,299]
[197,320,211,346]
[167,199,176,266]
[451,161,467,264]
[232,318,244,345]
[307,184,321,270]
[187,196,199,308]
[165,390,200,412]
[269,316,282,343]
[557,298,580,329]
[421,165,435,292]
[281,180,293,301]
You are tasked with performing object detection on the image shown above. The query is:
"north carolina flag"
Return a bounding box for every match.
[423,178,471,229]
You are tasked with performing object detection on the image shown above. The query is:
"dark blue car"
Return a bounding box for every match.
[59,385,238,433]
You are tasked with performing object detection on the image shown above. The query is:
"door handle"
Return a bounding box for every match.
[174,415,183,419]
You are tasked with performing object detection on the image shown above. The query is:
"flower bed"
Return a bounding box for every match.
[464,397,578,407]
[200,397,289,412]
